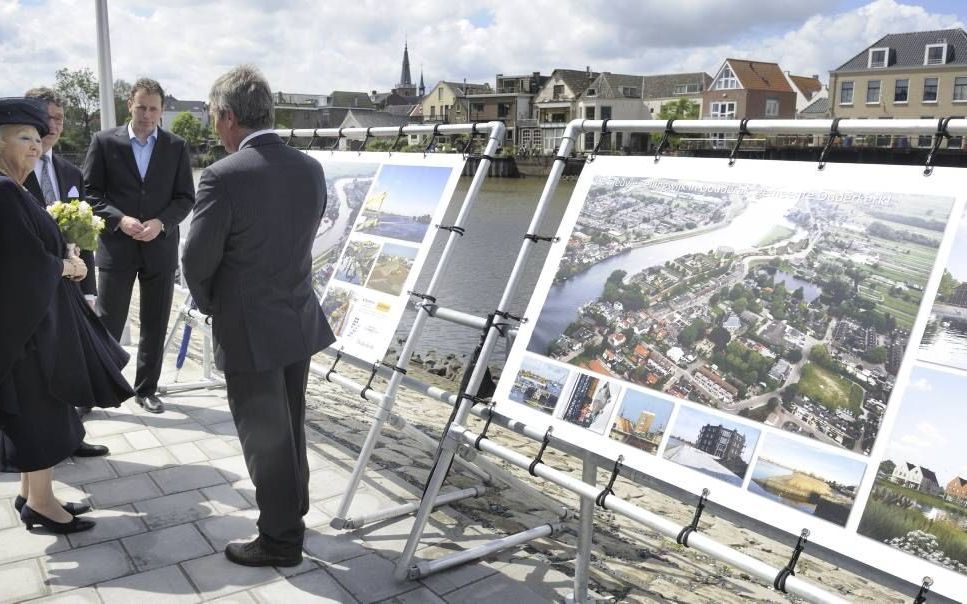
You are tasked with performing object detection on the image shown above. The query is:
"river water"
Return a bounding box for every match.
[919,315,967,371]
[529,191,800,353]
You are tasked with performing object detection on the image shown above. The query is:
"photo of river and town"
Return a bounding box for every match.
[918,207,967,372]
[526,173,954,457]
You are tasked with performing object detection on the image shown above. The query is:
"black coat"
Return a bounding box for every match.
[0,177,134,422]
[24,153,97,297]
[82,126,195,271]
[181,133,335,373]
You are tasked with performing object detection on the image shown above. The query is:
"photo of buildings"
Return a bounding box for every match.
[508,355,571,414]
[749,434,866,526]
[355,164,454,243]
[527,170,954,455]
[310,159,378,290]
[858,364,967,573]
[609,388,675,454]
[320,286,353,337]
[366,242,419,295]
[335,239,381,285]
[556,373,619,434]
[919,207,967,372]
[663,405,760,486]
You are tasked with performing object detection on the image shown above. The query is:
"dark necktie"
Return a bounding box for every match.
[40,155,57,205]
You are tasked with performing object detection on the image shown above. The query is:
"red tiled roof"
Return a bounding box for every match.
[726,59,793,93]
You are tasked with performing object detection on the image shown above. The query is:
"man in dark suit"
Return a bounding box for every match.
[182,65,334,567]
[23,87,108,458]
[83,78,195,414]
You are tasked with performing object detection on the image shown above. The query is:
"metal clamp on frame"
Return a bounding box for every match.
[390,125,406,153]
[924,116,952,176]
[586,119,610,163]
[913,576,933,604]
[359,127,373,153]
[773,529,809,593]
[359,361,381,400]
[817,118,842,170]
[407,290,438,305]
[524,233,560,244]
[676,488,710,547]
[328,127,345,151]
[325,349,343,382]
[595,455,624,509]
[654,119,676,162]
[474,403,497,450]
[528,427,553,476]
[494,309,527,324]
[462,123,480,158]
[424,124,442,155]
[380,360,407,376]
[435,224,466,236]
[728,119,751,166]
[284,129,296,146]
[303,129,321,151]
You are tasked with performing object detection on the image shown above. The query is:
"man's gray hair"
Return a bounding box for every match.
[209,65,274,130]
[25,87,66,109]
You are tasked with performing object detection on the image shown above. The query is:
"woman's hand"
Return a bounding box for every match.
[62,256,87,281]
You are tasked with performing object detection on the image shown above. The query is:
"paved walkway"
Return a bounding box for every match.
[0,354,573,603]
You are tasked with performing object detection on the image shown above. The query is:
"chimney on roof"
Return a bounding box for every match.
[586,65,591,79]
[812,74,819,80]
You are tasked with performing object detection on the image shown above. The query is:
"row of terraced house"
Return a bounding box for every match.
[159,29,967,155]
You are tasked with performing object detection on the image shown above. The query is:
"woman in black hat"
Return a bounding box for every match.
[0,97,134,534]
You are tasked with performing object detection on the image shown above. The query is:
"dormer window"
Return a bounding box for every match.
[925,43,948,65]
[868,47,889,68]
[714,65,739,90]
[620,86,639,97]
[586,88,597,97]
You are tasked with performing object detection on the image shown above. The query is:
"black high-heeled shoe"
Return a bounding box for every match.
[20,504,95,534]
[13,495,91,516]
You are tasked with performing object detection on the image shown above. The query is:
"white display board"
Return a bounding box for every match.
[307,151,464,361]
[492,155,967,598]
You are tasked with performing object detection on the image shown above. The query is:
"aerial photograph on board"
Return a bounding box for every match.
[528,173,954,455]
[919,207,967,371]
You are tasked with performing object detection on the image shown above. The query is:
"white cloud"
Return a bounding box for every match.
[907,376,933,391]
[0,0,963,105]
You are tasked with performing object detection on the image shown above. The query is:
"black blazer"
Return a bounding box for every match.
[24,154,97,297]
[182,133,335,373]
[82,126,195,271]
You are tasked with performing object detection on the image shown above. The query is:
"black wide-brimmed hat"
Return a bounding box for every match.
[0,97,50,137]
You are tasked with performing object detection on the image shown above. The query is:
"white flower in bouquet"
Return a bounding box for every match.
[47,199,105,251]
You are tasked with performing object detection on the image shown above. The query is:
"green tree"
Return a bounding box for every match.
[170,112,206,147]
[862,346,888,364]
[54,67,100,149]
[651,97,699,146]
[708,326,732,351]
[938,269,958,302]
[113,79,133,127]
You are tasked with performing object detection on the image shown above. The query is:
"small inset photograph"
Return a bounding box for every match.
[555,373,620,434]
[354,164,453,243]
[858,364,967,573]
[320,286,353,337]
[609,388,675,455]
[334,239,380,285]
[749,434,867,526]
[365,242,419,296]
[508,355,571,415]
[663,406,760,486]
[920,207,967,371]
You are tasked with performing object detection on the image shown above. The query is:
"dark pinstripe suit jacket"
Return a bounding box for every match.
[181,133,335,373]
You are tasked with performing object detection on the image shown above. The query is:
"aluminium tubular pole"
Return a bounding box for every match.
[330,122,506,527]
[570,451,597,603]
[95,0,117,129]
[454,425,847,604]
[394,120,583,581]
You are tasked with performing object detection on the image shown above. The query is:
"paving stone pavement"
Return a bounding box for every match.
[0,352,571,604]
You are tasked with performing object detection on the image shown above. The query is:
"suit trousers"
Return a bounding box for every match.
[96,265,175,396]
[225,358,312,550]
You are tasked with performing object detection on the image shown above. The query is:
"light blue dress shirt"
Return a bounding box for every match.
[127,123,157,180]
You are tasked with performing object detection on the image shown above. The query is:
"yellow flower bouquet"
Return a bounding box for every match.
[47,199,105,252]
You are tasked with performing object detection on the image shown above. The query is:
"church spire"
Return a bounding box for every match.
[419,66,425,97]
[398,41,413,89]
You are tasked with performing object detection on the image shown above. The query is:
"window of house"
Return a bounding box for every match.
[949,116,965,148]
[710,101,736,119]
[840,81,854,105]
[430,106,436,117]
[923,77,939,102]
[585,132,595,151]
[585,88,596,97]
[954,77,967,102]
[714,65,739,90]
[866,80,881,104]
[470,102,485,113]
[894,79,909,103]
[438,88,444,100]
[918,115,934,147]
[765,98,779,116]
[552,84,564,100]
[585,106,595,119]
[868,47,889,68]
[925,43,947,65]
[674,83,702,95]
[621,87,639,97]
[497,103,510,118]
[600,106,612,120]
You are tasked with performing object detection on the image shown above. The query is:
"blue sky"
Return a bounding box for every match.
[369,165,452,217]
[616,388,675,428]
[520,355,571,386]
[0,1,964,101]
[883,364,967,483]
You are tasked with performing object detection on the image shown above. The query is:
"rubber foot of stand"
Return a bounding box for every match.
[329,517,350,530]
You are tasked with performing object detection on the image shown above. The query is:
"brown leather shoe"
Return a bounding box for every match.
[225,537,302,567]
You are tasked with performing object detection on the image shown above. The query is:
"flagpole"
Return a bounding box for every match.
[95,0,116,129]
